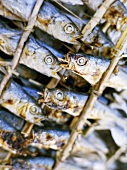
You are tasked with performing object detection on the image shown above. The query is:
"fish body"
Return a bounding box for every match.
[61,53,127,89]
[81,26,114,58]
[0,19,21,55]
[83,0,127,30]
[35,2,81,44]
[1,1,81,43]
[0,73,44,125]
[43,106,71,124]
[30,126,70,150]
[39,87,123,120]
[0,20,61,79]
[58,0,84,5]
[0,2,21,21]
[83,0,103,11]
[11,156,54,170]
[0,116,25,154]
[104,0,127,30]
[20,36,61,79]
[0,107,24,131]
[1,0,36,21]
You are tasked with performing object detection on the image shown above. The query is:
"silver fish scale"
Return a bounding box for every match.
[0,0,126,170]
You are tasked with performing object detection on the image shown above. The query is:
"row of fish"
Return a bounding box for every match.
[1,18,127,90]
[0,70,125,124]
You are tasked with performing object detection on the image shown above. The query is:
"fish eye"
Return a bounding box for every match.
[77,57,87,66]
[64,24,75,34]
[44,55,54,65]
[30,105,40,115]
[55,91,64,100]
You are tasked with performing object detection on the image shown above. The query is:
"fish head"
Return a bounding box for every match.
[41,51,61,79]
[61,53,108,85]
[61,53,89,74]
[53,17,82,44]
[62,22,82,44]
[39,88,87,116]
[21,37,61,79]
[18,102,44,126]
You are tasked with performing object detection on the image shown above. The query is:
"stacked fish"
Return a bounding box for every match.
[0,0,127,169]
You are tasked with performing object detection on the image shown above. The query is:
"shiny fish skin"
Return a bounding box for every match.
[20,36,61,79]
[83,0,127,30]
[0,2,21,21]
[58,0,84,5]
[0,107,24,131]
[40,88,88,116]
[0,73,44,125]
[30,126,70,150]
[35,2,81,44]
[62,53,110,85]
[0,116,26,154]
[83,0,103,11]
[11,156,54,170]
[22,86,40,101]
[1,1,81,44]
[0,20,61,79]
[81,26,114,58]
[0,19,22,55]
[1,0,36,21]
[43,106,71,124]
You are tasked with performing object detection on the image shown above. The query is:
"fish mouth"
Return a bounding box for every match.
[58,58,69,68]
[71,34,83,43]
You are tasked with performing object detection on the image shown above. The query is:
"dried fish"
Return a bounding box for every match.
[81,26,114,58]
[43,106,71,124]
[39,87,88,116]
[84,0,127,31]
[83,0,104,11]
[20,36,61,79]
[87,119,127,147]
[0,107,24,131]
[61,53,127,89]
[29,126,70,150]
[104,0,127,30]
[0,20,61,79]
[36,2,81,44]
[11,156,54,170]
[22,86,71,124]
[0,116,26,154]
[61,53,110,85]
[0,2,21,21]
[58,152,107,170]
[64,14,114,58]
[1,0,36,21]
[57,0,84,5]
[1,1,81,43]
[0,73,44,125]
[0,19,22,56]
[39,87,123,120]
